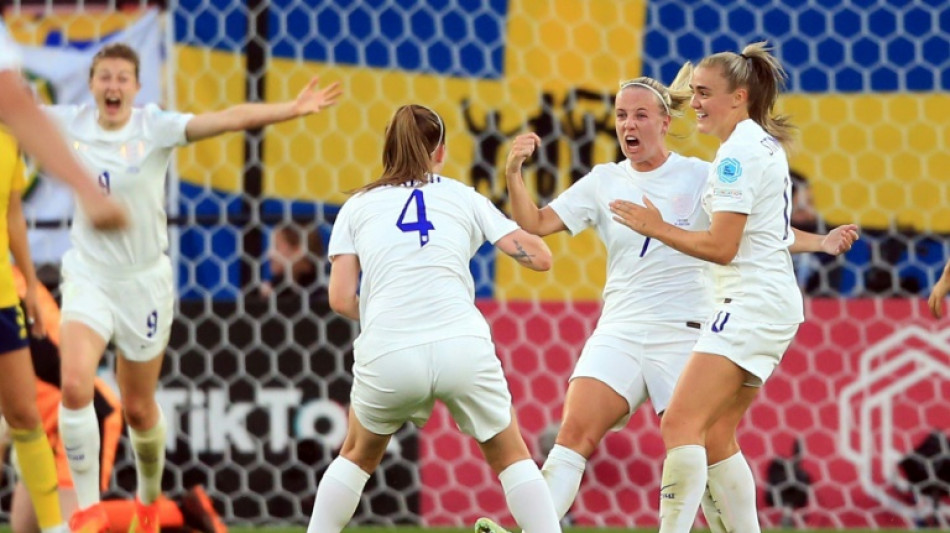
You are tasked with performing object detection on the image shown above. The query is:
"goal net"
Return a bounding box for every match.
[3,0,949,529]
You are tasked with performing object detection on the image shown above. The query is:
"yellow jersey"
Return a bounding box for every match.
[0,129,26,308]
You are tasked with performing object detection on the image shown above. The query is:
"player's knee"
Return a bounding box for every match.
[59,375,94,408]
[659,410,701,447]
[704,430,739,464]
[554,418,600,458]
[122,397,157,429]
[2,404,40,431]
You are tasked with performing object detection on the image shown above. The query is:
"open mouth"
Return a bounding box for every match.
[105,96,122,112]
[625,135,640,151]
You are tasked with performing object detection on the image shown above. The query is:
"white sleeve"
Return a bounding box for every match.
[327,201,357,258]
[143,104,193,148]
[548,170,598,236]
[0,24,22,72]
[707,146,762,215]
[471,190,519,244]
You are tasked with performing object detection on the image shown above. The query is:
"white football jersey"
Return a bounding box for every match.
[702,119,804,324]
[45,104,192,269]
[0,23,21,72]
[327,175,519,362]
[548,152,714,332]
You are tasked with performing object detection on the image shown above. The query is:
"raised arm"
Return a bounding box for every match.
[0,71,126,230]
[328,254,360,321]
[185,76,342,142]
[495,228,553,272]
[788,225,859,255]
[506,133,567,236]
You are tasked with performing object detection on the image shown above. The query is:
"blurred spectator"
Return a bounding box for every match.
[259,223,326,301]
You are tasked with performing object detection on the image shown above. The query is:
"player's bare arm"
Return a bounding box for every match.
[496,229,552,271]
[0,71,127,230]
[610,197,747,265]
[328,254,361,321]
[185,76,343,142]
[788,225,859,255]
[7,190,44,337]
[505,132,566,237]
[928,260,950,319]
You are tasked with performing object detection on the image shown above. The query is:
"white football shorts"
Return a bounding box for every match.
[351,335,512,442]
[692,307,800,387]
[570,321,701,425]
[60,251,174,362]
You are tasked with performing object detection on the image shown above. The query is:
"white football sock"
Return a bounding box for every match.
[659,445,707,533]
[129,407,167,504]
[307,457,370,533]
[499,459,561,533]
[707,452,760,532]
[540,444,587,519]
[59,403,101,509]
[701,484,727,533]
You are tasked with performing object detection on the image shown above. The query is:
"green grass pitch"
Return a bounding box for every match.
[0,524,915,532]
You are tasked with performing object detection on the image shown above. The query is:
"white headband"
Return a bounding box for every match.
[415,104,444,148]
[620,81,671,116]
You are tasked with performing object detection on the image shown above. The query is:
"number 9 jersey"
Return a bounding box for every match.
[327,175,519,364]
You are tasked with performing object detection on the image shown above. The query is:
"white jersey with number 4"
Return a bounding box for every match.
[328,175,519,363]
[0,23,22,72]
[45,103,192,270]
[703,119,804,324]
[548,153,714,334]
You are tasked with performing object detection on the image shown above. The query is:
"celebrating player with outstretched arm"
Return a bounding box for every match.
[308,104,560,533]
[49,43,341,533]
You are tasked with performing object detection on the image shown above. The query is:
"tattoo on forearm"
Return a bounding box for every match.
[510,240,534,265]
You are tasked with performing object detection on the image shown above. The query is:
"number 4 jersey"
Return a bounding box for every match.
[328,175,518,363]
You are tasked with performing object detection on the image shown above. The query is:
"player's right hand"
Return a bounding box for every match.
[506,133,542,176]
[79,194,129,230]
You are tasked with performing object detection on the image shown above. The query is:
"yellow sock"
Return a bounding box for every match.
[11,426,63,529]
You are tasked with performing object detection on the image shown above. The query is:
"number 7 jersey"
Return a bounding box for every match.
[327,175,519,362]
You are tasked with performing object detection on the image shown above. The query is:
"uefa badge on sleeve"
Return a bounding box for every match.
[717,158,742,183]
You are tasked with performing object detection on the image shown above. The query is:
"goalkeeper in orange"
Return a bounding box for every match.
[0,265,227,533]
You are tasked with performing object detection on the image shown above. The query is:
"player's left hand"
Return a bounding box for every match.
[929,281,949,319]
[23,282,45,338]
[820,224,859,255]
[610,196,663,236]
[293,76,343,116]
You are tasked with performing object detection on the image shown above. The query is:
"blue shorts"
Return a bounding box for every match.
[0,305,29,354]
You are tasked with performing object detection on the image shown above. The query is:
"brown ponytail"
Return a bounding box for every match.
[357,105,444,192]
[698,41,796,150]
